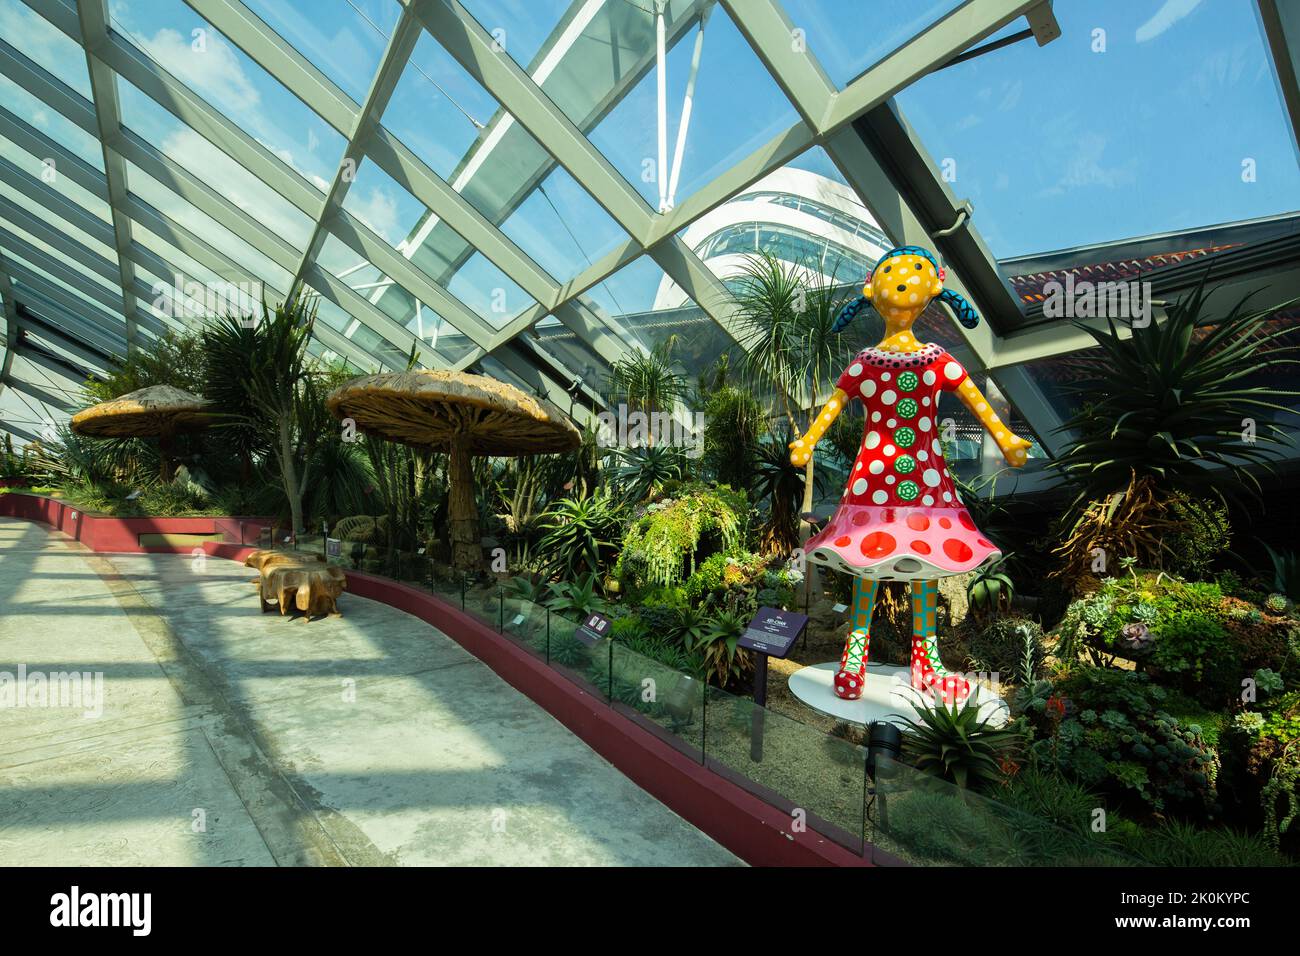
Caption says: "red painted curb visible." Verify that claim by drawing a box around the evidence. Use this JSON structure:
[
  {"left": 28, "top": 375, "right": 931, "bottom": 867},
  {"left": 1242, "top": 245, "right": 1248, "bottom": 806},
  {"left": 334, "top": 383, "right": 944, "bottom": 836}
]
[
  {"left": 7, "top": 494, "right": 873, "bottom": 866},
  {"left": 0, "top": 492, "right": 270, "bottom": 553}
]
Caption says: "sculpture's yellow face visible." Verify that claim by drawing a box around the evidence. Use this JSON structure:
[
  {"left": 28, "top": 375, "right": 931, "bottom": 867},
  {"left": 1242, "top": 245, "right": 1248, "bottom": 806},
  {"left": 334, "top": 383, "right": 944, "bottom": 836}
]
[{"left": 863, "top": 253, "right": 944, "bottom": 324}]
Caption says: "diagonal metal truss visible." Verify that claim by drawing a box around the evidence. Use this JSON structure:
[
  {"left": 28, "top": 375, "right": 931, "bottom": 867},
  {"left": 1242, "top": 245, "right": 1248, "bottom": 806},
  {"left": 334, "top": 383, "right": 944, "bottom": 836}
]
[{"left": 1, "top": 0, "right": 1080, "bottom": 455}]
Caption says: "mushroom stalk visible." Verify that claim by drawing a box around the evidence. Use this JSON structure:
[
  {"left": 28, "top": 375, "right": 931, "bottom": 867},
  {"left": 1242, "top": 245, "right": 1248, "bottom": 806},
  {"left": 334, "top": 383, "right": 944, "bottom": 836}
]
[
  {"left": 158, "top": 430, "right": 176, "bottom": 483},
  {"left": 447, "top": 438, "right": 480, "bottom": 571}
]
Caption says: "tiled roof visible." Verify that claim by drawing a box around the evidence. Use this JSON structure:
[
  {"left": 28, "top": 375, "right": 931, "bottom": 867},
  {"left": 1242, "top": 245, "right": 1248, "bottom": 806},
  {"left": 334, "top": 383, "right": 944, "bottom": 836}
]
[{"left": 1008, "top": 244, "right": 1242, "bottom": 305}]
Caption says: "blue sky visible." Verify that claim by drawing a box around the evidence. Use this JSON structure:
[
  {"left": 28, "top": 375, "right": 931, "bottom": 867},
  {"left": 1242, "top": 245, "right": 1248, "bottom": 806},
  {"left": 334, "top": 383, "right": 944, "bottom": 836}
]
[{"left": 894, "top": 0, "right": 1300, "bottom": 257}]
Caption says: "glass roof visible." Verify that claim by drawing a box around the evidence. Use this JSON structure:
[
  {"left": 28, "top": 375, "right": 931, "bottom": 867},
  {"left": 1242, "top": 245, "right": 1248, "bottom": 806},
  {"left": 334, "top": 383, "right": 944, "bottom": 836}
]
[
  {"left": 894, "top": 0, "right": 1300, "bottom": 258},
  {"left": 1, "top": 0, "right": 1298, "bottom": 488}
]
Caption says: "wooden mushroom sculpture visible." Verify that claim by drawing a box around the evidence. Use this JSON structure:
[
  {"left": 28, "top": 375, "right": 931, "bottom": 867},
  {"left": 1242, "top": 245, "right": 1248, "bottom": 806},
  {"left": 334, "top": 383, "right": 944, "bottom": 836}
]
[
  {"left": 71, "top": 385, "right": 212, "bottom": 482},
  {"left": 326, "top": 370, "right": 580, "bottom": 570}
]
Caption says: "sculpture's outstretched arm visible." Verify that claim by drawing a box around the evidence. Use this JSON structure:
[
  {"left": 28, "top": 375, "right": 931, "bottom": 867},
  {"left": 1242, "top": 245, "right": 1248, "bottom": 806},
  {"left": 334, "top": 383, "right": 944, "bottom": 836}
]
[
  {"left": 789, "top": 387, "right": 849, "bottom": 466},
  {"left": 953, "top": 376, "right": 1033, "bottom": 468}
]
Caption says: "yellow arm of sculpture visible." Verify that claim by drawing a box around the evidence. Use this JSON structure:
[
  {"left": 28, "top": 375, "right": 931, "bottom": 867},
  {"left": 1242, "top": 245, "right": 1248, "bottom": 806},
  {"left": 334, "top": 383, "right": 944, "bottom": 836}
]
[
  {"left": 789, "top": 388, "right": 849, "bottom": 466},
  {"left": 953, "top": 376, "right": 1033, "bottom": 468}
]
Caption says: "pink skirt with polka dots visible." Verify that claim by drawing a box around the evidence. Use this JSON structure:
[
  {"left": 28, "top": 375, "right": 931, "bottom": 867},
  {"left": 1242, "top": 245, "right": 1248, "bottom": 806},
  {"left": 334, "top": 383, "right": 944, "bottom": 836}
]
[{"left": 804, "top": 503, "right": 1000, "bottom": 580}]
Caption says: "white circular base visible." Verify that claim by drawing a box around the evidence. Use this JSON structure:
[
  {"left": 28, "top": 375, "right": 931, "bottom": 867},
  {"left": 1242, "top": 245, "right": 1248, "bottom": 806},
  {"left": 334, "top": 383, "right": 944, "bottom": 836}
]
[{"left": 787, "top": 661, "right": 1009, "bottom": 728}]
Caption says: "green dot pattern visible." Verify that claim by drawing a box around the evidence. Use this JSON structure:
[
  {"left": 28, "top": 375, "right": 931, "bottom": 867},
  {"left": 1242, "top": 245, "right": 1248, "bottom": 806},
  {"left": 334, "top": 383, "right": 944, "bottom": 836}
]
[
  {"left": 894, "top": 454, "right": 916, "bottom": 474},
  {"left": 897, "top": 371, "right": 919, "bottom": 391},
  {"left": 897, "top": 480, "right": 920, "bottom": 501},
  {"left": 894, "top": 426, "right": 916, "bottom": 448},
  {"left": 896, "top": 397, "right": 919, "bottom": 419}
]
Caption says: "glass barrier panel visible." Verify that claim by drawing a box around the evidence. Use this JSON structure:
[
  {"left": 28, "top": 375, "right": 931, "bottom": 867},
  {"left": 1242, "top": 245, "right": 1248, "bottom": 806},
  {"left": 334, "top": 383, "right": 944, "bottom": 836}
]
[
  {"left": 869, "top": 755, "right": 1136, "bottom": 867},
  {"left": 609, "top": 643, "right": 706, "bottom": 760},
  {"left": 546, "top": 612, "right": 611, "bottom": 700},
  {"left": 501, "top": 596, "right": 547, "bottom": 658},
  {"left": 704, "top": 685, "right": 867, "bottom": 855}
]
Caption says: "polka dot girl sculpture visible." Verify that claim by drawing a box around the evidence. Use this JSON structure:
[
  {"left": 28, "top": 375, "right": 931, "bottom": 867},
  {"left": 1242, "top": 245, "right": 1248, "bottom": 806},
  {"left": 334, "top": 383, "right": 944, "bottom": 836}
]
[{"left": 789, "top": 246, "right": 1032, "bottom": 704}]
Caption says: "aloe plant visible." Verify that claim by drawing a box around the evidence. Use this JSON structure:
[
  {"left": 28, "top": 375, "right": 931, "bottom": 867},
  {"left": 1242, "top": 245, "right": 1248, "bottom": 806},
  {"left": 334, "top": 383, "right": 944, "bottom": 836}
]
[{"left": 898, "top": 698, "right": 1023, "bottom": 791}]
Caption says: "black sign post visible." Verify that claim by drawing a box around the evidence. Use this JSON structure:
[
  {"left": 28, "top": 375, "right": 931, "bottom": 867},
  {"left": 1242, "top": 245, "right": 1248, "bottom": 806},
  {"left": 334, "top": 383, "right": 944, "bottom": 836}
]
[{"left": 738, "top": 607, "right": 808, "bottom": 762}]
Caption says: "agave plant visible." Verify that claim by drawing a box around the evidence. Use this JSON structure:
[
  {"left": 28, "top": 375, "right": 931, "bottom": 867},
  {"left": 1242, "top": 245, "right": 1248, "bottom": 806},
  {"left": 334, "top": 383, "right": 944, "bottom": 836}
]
[
  {"left": 606, "top": 444, "right": 689, "bottom": 503},
  {"left": 535, "top": 491, "right": 626, "bottom": 579},
  {"left": 687, "top": 607, "right": 752, "bottom": 687},
  {"left": 897, "top": 698, "right": 1024, "bottom": 791},
  {"left": 1051, "top": 277, "right": 1300, "bottom": 511},
  {"left": 543, "top": 573, "right": 608, "bottom": 620}
]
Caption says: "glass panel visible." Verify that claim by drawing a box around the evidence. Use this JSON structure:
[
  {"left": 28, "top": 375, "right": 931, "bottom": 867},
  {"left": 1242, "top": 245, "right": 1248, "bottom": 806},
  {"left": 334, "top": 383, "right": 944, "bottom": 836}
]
[
  {"left": 870, "top": 755, "right": 1134, "bottom": 866},
  {"left": 495, "top": 164, "right": 628, "bottom": 283},
  {"left": 241, "top": 0, "right": 400, "bottom": 105},
  {"left": 123, "top": 159, "right": 292, "bottom": 293},
  {"left": 337, "top": 158, "right": 536, "bottom": 330},
  {"left": 610, "top": 643, "right": 705, "bottom": 756},
  {"left": 0, "top": 73, "right": 104, "bottom": 172},
  {"left": 779, "top": 0, "right": 963, "bottom": 88},
  {"left": 584, "top": 4, "right": 799, "bottom": 211},
  {"left": 0, "top": 0, "right": 94, "bottom": 99},
  {"left": 115, "top": 75, "right": 315, "bottom": 249},
  {"left": 894, "top": 1, "right": 1300, "bottom": 257},
  {"left": 381, "top": 30, "right": 501, "bottom": 183},
  {"left": 0, "top": 179, "right": 117, "bottom": 264},
  {"left": 109, "top": 0, "right": 347, "bottom": 188},
  {"left": 379, "top": 31, "right": 628, "bottom": 282},
  {"left": 704, "top": 684, "right": 867, "bottom": 852},
  {"left": 581, "top": 253, "right": 734, "bottom": 384},
  {"left": 0, "top": 223, "right": 121, "bottom": 298},
  {"left": 315, "top": 232, "right": 480, "bottom": 367},
  {"left": 0, "top": 136, "right": 112, "bottom": 223}
]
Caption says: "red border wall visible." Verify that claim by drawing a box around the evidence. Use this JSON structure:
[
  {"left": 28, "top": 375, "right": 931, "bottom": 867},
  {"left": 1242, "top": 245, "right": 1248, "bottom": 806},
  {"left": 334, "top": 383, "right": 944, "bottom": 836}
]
[
  {"left": 5, "top": 494, "right": 871, "bottom": 867},
  {"left": 0, "top": 492, "right": 269, "bottom": 552}
]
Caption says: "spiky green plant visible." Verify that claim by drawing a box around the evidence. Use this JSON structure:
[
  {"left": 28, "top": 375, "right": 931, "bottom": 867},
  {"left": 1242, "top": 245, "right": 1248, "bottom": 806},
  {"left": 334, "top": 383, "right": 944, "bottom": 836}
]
[
  {"left": 1050, "top": 278, "right": 1300, "bottom": 512},
  {"left": 535, "top": 491, "right": 625, "bottom": 580},
  {"left": 967, "top": 552, "right": 1015, "bottom": 618},
  {"left": 606, "top": 444, "right": 687, "bottom": 503},
  {"left": 730, "top": 252, "right": 862, "bottom": 523},
  {"left": 898, "top": 698, "right": 1023, "bottom": 791},
  {"left": 605, "top": 337, "right": 689, "bottom": 431}
]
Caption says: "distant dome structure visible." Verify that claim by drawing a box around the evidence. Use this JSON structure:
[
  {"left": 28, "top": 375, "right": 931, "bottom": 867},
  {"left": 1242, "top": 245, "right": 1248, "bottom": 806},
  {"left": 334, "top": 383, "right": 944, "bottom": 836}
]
[{"left": 654, "top": 167, "right": 892, "bottom": 309}]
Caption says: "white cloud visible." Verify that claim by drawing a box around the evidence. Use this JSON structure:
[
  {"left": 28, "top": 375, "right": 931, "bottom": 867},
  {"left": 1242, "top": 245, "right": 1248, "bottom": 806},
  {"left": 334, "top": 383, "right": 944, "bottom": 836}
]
[
  {"left": 1136, "top": 0, "right": 1203, "bottom": 43},
  {"left": 129, "top": 27, "right": 262, "bottom": 117},
  {"left": 346, "top": 186, "right": 402, "bottom": 246}
]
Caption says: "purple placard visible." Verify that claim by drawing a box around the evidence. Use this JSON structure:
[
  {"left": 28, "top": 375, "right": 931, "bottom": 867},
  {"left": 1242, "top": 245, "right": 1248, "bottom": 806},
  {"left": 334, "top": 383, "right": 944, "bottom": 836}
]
[{"left": 737, "top": 606, "right": 807, "bottom": 659}]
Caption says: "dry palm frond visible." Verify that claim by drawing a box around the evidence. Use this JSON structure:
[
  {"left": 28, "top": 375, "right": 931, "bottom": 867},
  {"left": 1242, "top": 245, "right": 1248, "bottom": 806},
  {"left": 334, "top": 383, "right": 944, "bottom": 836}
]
[{"left": 1052, "top": 472, "right": 1181, "bottom": 588}]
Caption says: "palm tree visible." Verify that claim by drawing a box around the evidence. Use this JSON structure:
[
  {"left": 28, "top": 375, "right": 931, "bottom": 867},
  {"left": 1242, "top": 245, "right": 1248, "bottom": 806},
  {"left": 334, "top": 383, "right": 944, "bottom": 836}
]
[
  {"left": 605, "top": 336, "right": 689, "bottom": 446},
  {"left": 730, "top": 252, "right": 862, "bottom": 528},
  {"left": 223, "top": 295, "right": 321, "bottom": 537}
]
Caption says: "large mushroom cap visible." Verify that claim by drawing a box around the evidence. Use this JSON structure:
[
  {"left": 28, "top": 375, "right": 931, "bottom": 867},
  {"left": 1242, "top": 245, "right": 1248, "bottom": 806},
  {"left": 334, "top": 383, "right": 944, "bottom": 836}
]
[
  {"left": 71, "top": 385, "right": 213, "bottom": 437},
  {"left": 326, "top": 370, "right": 580, "bottom": 455}
]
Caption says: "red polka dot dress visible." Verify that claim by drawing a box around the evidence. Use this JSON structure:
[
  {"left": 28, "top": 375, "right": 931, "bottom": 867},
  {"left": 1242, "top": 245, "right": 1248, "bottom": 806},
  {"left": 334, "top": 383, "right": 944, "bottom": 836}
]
[{"left": 805, "top": 344, "right": 1000, "bottom": 580}]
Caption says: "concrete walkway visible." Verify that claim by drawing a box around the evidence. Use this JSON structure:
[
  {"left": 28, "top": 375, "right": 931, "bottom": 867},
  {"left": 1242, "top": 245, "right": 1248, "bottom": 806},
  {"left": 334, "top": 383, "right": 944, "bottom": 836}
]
[{"left": 0, "top": 518, "right": 740, "bottom": 866}]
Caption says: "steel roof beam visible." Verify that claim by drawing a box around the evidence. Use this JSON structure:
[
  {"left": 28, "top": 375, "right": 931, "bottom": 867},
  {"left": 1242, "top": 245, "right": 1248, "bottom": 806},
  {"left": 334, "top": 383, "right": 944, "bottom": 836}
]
[{"left": 76, "top": 0, "right": 143, "bottom": 354}]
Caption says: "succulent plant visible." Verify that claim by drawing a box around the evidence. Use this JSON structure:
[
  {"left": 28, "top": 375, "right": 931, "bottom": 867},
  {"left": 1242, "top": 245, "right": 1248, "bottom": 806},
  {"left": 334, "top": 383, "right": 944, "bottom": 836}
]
[
  {"left": 1120, "top": 621, "right": 1153, "bottom": 652},
  {"left": 1264, "top": 592, "right": 1290, "bottom": 614},
  {"left": 1232, "top": 711, "right": 1265, "bottom": 735}
]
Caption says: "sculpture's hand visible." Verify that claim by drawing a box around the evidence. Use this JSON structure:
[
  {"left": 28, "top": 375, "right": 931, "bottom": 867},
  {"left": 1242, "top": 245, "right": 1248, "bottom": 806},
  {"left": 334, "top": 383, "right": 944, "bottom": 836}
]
[
  {"left": 1001, "top": 434, "right": 1032, "bottom": 467},
  {"left": 789, "top": 436, "right": 813, "bottom": 467}
]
